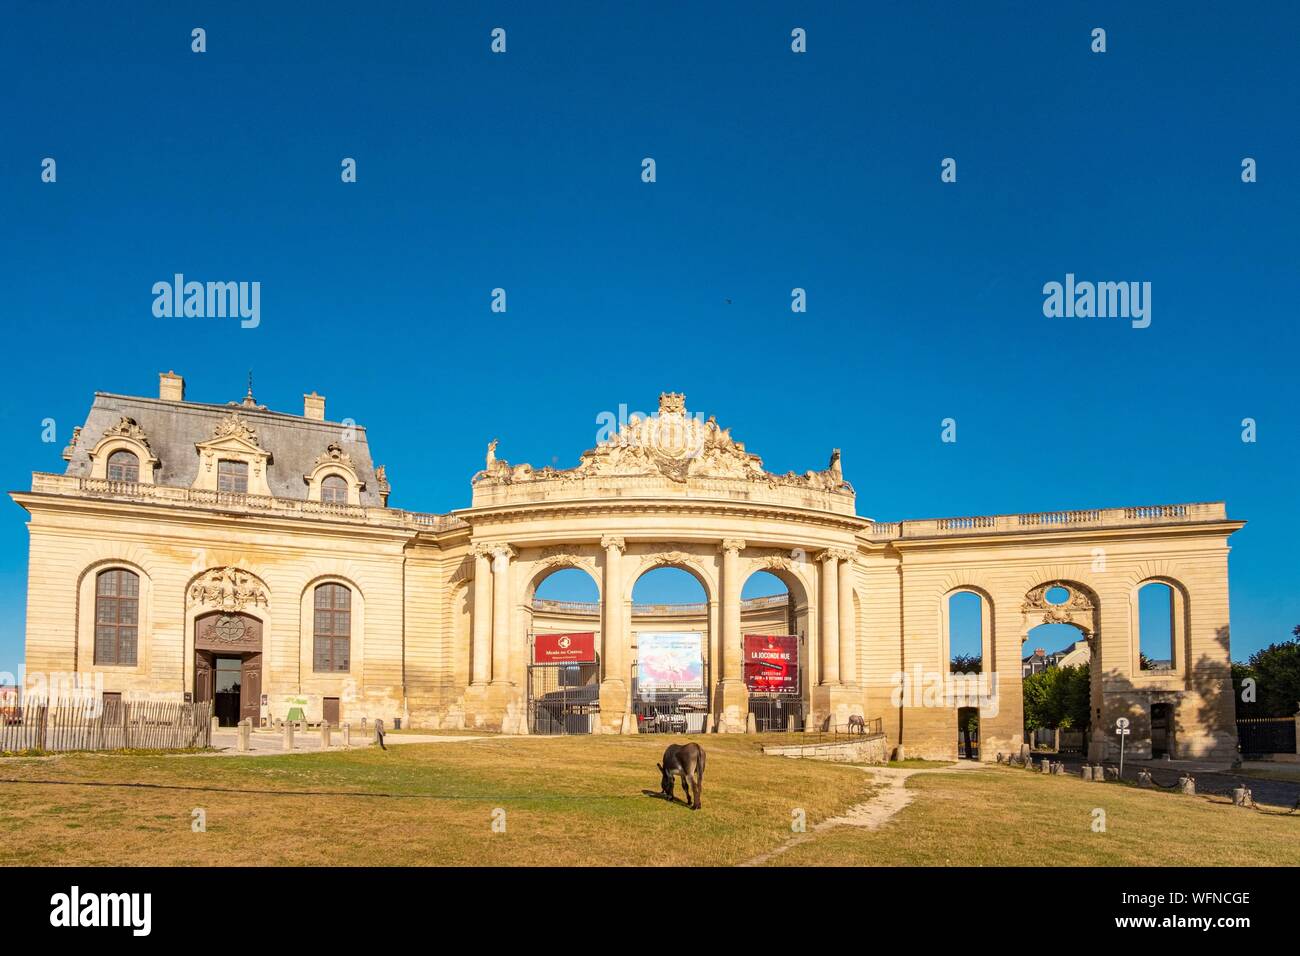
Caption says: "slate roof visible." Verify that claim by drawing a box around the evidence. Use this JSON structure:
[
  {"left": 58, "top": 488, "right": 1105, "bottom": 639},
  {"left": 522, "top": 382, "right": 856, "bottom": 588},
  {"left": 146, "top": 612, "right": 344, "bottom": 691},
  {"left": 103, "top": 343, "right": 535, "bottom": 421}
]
[{"left": 64, "top": 392, "right": 386, "bottom": 507}]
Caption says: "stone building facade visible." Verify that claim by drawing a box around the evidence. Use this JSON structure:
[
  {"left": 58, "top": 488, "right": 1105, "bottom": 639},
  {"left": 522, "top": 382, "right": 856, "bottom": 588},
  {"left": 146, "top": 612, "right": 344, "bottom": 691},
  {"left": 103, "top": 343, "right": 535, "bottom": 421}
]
[{"left": 12, "top": 374, "right": 1243, "bottom": 760}]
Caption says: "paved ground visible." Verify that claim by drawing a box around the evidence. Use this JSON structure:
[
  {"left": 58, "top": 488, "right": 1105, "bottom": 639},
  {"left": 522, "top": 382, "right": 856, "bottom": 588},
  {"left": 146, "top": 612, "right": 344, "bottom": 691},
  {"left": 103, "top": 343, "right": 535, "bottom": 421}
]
[
  {"left": 741, "top": 759, "right": 989, "bottom": 866},
  {"left": 1050, "top": 754, "right": 1300, "bottom": 809}
]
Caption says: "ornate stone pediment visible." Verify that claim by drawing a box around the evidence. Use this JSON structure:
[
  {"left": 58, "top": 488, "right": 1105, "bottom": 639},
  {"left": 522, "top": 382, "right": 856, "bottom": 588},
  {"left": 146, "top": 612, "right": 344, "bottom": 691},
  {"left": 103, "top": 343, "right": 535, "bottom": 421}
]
[
  {"left": 472, "top": 393, "right": 852, "bottom": 494},
  {"left": 537, "top": 546, "right": 592, "bottom": 571},
  {"left": 312, "top": 441, "right": 352, "bottom": 469},
  {"left": 104, "top": 416, "right": 153, "bottom": 451},
  {"left": 641, "top": 550, "right": 694, "bottom": 571},
  {"left": 210, "top": 411, "right": 261, "bottom": 446},
  {"left": 189, "top": 567, "right": 269, "bottom": 612},
  {"left": 1022, "top": 581, "right": 1094, "bottom": 630}
]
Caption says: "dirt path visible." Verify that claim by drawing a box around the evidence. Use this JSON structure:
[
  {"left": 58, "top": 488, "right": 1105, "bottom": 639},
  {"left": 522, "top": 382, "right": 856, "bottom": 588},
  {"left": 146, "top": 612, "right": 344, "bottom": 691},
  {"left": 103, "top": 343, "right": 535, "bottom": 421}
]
[{"left": 739, "top": 760, "right": 988, "bottom": 867}]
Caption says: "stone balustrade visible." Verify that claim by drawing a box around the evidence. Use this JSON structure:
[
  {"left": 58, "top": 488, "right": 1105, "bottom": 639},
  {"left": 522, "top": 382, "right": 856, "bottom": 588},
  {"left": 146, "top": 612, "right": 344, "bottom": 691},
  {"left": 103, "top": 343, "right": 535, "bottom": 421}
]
[
  {"left": 29, "top": 472, "right": 465, "bottom": 532},
  {"left": 866, "top": 502, "right": 1225, "bottom": 541}
]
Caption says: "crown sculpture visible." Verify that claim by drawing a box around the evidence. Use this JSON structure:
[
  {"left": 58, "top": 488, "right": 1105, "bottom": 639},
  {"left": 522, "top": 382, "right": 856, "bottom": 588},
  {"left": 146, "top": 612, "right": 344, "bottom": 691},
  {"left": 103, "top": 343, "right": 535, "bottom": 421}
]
[{"left": 473, "top": 392, "right": 851, "bottom": 494}]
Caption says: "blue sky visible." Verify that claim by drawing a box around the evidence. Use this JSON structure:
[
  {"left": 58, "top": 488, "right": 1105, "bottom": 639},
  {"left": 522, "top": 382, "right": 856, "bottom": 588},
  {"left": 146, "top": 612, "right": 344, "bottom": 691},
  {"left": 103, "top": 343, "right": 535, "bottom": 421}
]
[{"left": 1, "top": 2, "right": 1297, "bottom": 675}]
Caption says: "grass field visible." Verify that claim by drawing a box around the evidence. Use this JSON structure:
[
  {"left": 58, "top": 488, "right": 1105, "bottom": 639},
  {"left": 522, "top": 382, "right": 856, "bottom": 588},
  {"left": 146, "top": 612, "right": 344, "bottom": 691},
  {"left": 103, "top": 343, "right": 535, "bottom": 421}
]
[{"left": 1, "top": 736, "right": 1296, "bottom": 866}]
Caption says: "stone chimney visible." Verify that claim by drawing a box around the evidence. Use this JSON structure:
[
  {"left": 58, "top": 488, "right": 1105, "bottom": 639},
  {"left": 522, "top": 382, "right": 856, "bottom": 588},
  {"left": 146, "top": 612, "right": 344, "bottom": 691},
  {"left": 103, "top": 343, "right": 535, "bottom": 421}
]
[
  {"left": 159, "top": 370, "right": 185, "bottom": 401},
  {"left": 1034, "top": 647, "right": 1046, "bottom": 657},
  {"left": 304, "top": 391, "right": 326, "bottom": 420}
]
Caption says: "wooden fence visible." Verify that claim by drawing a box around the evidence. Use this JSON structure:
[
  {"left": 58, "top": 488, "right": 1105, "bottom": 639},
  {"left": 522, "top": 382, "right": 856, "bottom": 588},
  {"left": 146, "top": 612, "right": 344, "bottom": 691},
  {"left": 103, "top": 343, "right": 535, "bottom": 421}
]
[{"left": 0, "top": 698, "right": 213, "bottom": 752}]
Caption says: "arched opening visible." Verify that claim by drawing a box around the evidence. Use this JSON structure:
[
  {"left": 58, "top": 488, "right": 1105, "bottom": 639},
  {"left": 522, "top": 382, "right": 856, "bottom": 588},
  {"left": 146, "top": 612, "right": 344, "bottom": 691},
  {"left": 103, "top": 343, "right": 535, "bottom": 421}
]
[
  {"left": 533, "top": 566, "right": 599, "bottom": 604},
  {"left": 630, "top": 566, "right": 710, "bottom": 733},
  {"left": 944, "top": 588, "right": 993, "bottom": 758},
  {"left": 1019, "top": 580, "right": 1098, "bottom": 754},
  {"left": 526, "top": 565, "right": 602, "bottom": 735},
  {"left": 1021, "top": 621, "right": 1091, "bottom": 751},
  {"left": 1137, "top": 582, "right": 1175, "bottom": 671},
  {"left": 948, "top": 591, "right": 984, "bottom": 673},
  {"left": 740, "top": 569, "right": 806, "bottom": 731},
  {"left": 193, "top": 611, "right": 263, "bottom": 727}
]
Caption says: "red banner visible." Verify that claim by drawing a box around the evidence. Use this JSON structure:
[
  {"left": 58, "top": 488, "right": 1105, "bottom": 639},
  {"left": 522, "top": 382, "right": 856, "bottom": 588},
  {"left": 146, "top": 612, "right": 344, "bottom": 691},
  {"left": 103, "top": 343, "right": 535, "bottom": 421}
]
[
  {"left": 533, "top": 632, "right": 597, "bottom": 664},
  {"left": 744, "top": 634, "right": 800, "bottom": 693}
]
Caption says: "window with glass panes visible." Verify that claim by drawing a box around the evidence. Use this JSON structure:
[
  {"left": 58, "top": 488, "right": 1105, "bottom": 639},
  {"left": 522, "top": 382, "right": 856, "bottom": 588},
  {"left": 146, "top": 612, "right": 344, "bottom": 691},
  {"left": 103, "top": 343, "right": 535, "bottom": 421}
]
[{"left": 313, "top": 583, "right": 351, "bottom": 672}]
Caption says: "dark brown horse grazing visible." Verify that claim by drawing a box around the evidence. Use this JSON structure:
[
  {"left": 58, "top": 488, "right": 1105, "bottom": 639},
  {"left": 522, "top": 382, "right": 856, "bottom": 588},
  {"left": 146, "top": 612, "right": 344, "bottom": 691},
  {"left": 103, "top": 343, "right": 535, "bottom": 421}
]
[
  {"left": 847, "top": 714, "right": 866, "bottom": 735},
  {"left": 657, "top": 742, "right": 706, "bottom": 810}
]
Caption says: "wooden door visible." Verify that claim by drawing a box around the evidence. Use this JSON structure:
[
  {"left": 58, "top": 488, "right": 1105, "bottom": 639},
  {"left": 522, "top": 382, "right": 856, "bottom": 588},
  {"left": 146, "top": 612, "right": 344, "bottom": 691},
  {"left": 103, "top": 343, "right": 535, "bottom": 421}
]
[
  {"left": 240, "top": 653, "right": 262, "bottom": 725},
  {"left": 194, "top": 651, "right": 215, "bottom": 703},
  {"left": 322, "top": 697, "right": 340, "bottom": 727}
]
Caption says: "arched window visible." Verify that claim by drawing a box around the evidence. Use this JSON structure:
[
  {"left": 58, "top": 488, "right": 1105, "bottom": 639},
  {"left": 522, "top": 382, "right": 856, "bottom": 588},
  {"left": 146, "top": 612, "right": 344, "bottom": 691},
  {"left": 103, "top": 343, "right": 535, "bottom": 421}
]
[
  {"left": 313, "top": 583, "right": 351, "bottom": 672},
  {"left": 106, "top": 450, "right": 139, "bottom": 482},
  {"left": 321, "top": 475, "right": 348, "bottom": 505},
  {"left": 1138, "top": 582, "right": 1175, "bottom": 670},
  {"left": 948, "top": 591, "right": 983, "bottom": 673},
  {"left": 217, "top": 459, "right": 249, "bottom": 493},
  {"left": 94, "top": 568, "right": 139, "bottom": 665}
]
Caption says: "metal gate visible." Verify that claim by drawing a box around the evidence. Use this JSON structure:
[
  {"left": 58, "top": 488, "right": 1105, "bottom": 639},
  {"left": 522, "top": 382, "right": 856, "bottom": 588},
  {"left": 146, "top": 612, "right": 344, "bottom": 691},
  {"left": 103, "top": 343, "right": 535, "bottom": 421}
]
[
  {"left": 630, "top": 661, "right": 710, "bottom": 734},
  {"left": 1237, "top": 716, "right": 1297, "bottom": 756},
  {"left": 527, "top": 662, "right": 601, "bottom": 735},
  {"left": 748, "top": 694, "right": 804, "bottom": 732}
]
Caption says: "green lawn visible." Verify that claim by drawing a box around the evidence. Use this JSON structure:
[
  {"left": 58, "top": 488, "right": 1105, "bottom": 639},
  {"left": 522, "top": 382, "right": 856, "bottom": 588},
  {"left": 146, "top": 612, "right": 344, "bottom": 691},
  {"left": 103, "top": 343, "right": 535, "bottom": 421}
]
[
  {"left": 773, "top": 766, "right": 1300, "bottom": 867},
  {"left": 0, "top": 738, "right": 1295, "bottom": 866}
]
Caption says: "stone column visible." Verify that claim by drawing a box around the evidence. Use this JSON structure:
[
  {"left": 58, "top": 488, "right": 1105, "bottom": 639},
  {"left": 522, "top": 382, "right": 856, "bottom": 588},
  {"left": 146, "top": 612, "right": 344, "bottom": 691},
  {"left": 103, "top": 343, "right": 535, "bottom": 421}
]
[
  {"left": 818, "top": 550, "right": 841, "bottom": 685},
  {"left": 600, "top": 536, "right": 626, "bottom": 686},
  {"left": 720, "top": 538, "right": 746, "bottom": 684},
  {"left": 490, "top": 544, "right": 515, "bottom": 684},
  {"left": 598, "top": 536, "right": 632, "bottom": 733},
  {"left": 837, "top": 551, "right": 856, "bottom": 686},
  {"left": 715, "top": 538, "right": 748, "bottom": 732},
  {"left": 471, "top": 543, "right": 493, "bottom": 686}
]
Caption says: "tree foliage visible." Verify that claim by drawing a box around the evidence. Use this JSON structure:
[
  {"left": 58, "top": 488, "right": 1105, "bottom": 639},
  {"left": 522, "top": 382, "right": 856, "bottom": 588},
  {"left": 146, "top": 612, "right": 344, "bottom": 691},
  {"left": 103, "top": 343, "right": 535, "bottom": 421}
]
[
  {"left": 1232, "top": 630, "right": 1300, "bottom": 717},
  {"left": 1023, "top": 664, "right": 1090, "bottom": 731}
]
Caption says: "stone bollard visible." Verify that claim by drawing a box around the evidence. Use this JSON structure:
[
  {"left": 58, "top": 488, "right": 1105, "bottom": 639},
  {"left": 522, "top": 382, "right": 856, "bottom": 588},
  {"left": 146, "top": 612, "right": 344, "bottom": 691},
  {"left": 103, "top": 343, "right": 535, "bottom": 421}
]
[
  {"left": 282, "top": 720, "right": 294, "bottom": 751},
  {"left": 1137, "top": 769, "right": 1154, "bottom": 787},
  {"left": 1232, "top": 787, "right": 1252, "bottom": 807},
  {"left": 211, "top": 715, "right": 220, "bottom": 737},
  {"left": 1178, "top": 774, "right": 1196, "bottom": 796},
  {"left": 343, "top": 722, "right": 351, "bottom": 749},
  {"left": 1041, "top": 760, "right": 1052, "bottom": 773},
  {"left": 1081, "top": 764, "right": 1094, "bottom": 781},
  {"left": 1092, "top": 764, "right": 1106, "bottom": 781},
  {"left": 787, "top": 713, "right": 798, "bottom": 733},
  {"left": 894, "top": 745, "right": 906, "bottom": 762},
  {"left": 320, "top": 722, "right": 331, "bottom": 749},
  {"left": 1053, "top": 761, "right": 1067, "bottom": 775},
  {"left": 746, "top": 712, "right": 757, "bottom": 734},
  {"left": 1025, "top": 757, "right": 1035, "bottom": 771},
  {"left": 237, "top": 719, "right": 251, "bottom": 753},
  {"left": 374, "top": 718, "right": 385, "bottom": 749}
]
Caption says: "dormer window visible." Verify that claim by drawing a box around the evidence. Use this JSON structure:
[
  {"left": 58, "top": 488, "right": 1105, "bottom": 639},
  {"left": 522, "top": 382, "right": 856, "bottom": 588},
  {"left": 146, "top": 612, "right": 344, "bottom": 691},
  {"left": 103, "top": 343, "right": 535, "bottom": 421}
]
[
  {"left": 321, "top": 474, "right": 348, "bottom": 505},
  {"left": 106, "top": 450, "right": 139, "bottom": 482},
  {"left": 217, "top": 459, "right": 249, "bottom": 493}
]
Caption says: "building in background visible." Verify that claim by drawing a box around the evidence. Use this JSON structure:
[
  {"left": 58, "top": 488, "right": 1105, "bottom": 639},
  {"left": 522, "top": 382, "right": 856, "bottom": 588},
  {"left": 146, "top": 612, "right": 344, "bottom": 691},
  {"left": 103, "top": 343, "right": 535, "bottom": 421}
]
[{"left": 11, "top": 374, "right": 1244, "bottom": 760}]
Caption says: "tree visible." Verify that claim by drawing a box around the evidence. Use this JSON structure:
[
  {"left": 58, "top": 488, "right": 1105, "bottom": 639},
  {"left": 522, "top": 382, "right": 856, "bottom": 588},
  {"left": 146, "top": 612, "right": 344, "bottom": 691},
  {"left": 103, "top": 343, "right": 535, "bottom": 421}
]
[
  {"left": 1023, "top": 664, "right": 1090, "bottom": 732},
  {"left": 950, "top": 654, "right": 982, "bottom": 674},
  {"left": 1234, "top": 631, "right": 1300, "bottom": 717}
]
